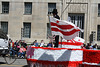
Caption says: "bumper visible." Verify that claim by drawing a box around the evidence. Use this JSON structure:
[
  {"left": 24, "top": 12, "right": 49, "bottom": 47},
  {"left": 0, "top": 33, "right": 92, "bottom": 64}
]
[
  {"left": 0, "top": 47, "right": 8, "bottom": 50},
  {"left": 0, "top": 48, "right": 8, "bottom": 55}
]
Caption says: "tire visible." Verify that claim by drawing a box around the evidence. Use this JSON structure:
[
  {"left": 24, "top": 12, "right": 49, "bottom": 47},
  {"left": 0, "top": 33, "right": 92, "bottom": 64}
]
[{"left": 4, "top": 49, "right": 17, "bottom": 65}]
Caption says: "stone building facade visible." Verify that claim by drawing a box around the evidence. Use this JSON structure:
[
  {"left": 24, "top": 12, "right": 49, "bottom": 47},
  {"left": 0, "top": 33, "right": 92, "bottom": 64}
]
[{"left": 0, "top": 0, "right": 100, "bottom": 44}]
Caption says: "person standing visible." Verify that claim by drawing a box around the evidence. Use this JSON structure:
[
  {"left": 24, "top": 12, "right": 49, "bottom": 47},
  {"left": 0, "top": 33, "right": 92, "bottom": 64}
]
[
  {"left": 52, "top": 9, "right": 60, "bottom": 48},
  {"left": 52, "top": 9, "right": 60, "bottom": 19}
]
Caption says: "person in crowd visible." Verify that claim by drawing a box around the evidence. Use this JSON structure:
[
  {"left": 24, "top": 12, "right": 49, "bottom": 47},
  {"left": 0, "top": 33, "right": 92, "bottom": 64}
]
[
  {"left": 18, "top": 45, "right": 26, "bottom": 58},
  {"left": 97, "top": 45, "right": 100, "bottom": 49},
  {"left": 81, "top": 44, "right": 86, "bottom": 49},
  {"left": 92, "top": 44, "right": 98, "bottom": 50},
  {"left": 14, "top": 40, "right": 19, "bottom": 54},
  {"left": 18, "top": 40, "right": 22, "bottom": 48},
  {"left": 40, "top": 40, "right": 45, "bottom": 47},
  {"left": 47, "top": 41, "right": 53, "bottom": 47},
  {"left": 31, "top": 41, "right": 35, "bottom": 46},
  {"left": 9, "top": 40, "right": 14, "bottom": 48},
  {"left": 9, "top": 40, "right": 15, "bottom": 56},
  {"left": 86, "top": 43, "right": 92, "bottom": 49},
  {"left": 90, "top": 43, "right": 93, "bottom": 49},
  {"left": 86, "top": 43, "right": 90, "bottom": 49},
  {"left": 14, "top": 40, "right": 18, "bottom": 46},
  {"left": 17, "top": 44, "right": 20, "bottom": 52},
  {"left": 34, "top": 40, "right": 38, "bottom": 47},
  {"left": 13, "top": 45, "right": 18, "bottom": 56},
  {"left": 21, "top": 40, "right": 27, "bottom": 48}
]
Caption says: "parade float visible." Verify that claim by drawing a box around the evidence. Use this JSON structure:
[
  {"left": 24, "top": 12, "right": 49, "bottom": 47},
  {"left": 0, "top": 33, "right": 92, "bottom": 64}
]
[{"left": 26, "top": 16, "right": 100, "bottom": 67}]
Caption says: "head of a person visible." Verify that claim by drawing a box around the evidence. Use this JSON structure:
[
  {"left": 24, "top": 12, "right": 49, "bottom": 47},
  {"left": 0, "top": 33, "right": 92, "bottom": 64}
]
[
  {"left": 83, "top": 44, "right": 86, "bottom": 47},
  {"left": 49, "top": 41, "right": 52, "bottom": 44},
  {"left": 87, "top": 43, "right": 90, "bottom": 46},
  {"left": 35, "top": 40, "right": 37, "bottom": 43},
  {"left": 19, "top": 40, "right": 22, "bottom": 43},
  {"left": 89, "top": 43, "right": 91, "bottom": 46},
  {"left": 16, "top": 40, "right": 18, "bottom": 42},
  {"left": 9, "top": 39, "right": 11, "bottom": 42},
  {"left": 11, "top": 40, "right": 13, "bottom": 42},
  {"left": 23, "top": 40, "right": 25, "bottom": 43},
  {"left": 21, "top": 46, "right": 24, "bottom": 48},
  {"left": 52, "top": 9, "right": 58, "bottom": 15},
  {"left": 41, "top": 40, "right": 43, "bottom": 42},
  {"left": 95, "top": 44, "right": 97, "bottom": 46}
]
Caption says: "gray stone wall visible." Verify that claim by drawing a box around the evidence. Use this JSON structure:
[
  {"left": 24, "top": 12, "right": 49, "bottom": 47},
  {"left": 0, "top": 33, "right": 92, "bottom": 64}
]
[{"left": 0, "top": 0, "right": 100, "bottom": 44}]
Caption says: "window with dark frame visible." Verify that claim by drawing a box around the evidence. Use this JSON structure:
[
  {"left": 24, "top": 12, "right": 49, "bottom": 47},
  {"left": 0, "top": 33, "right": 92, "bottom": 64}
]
[
  {"left": 97, "top": 25, "right": 100, "bottom": 41},
  {"left": 2, "top": 2, "right": 9, "bottom": 14},
  {"left": 48, "top": 3, "right": 56, "bottom": 14},
  {"left": 68, "top": 13, "right": 84, "bottom": 38},
  {"left": 23, "top": 23, "right": 31, "bottom": 38},
  {"left": 24, "top": 2, "right": 32, "bottom": 14},
  {"left": 98, "top": 4, "right": 100, "bottom": 16},
  {"left": 47, "top": 23, "right": 52, "bottom": 39},
  {"left": 1, "top": 22, "right": 8, "bottom": 34}
]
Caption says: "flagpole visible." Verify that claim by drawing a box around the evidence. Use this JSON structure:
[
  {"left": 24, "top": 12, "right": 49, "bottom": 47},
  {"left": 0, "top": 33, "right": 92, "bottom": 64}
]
[{"left": 48, "top": 15, "right": 54, "bottom": 47}]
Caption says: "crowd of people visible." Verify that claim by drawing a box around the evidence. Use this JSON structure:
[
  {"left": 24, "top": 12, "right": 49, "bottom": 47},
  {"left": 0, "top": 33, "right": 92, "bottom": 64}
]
[
  {"left": 81, "top": 43, "right": 100, "bottom": 50},
  {"left": 31, "top": 40, "right": 53, "bottom": 47},
  {"left": 9, "top": 39, "right": 27, "bottom": 58},
  {"left": 8, "top": 38, "right": 100, "bottom": 59},
  {"left": 8, "top": 39, "right": 54, "bottom": 58},
  {"left": 31, "top": 40, "right": 100, "bottom": 50}
]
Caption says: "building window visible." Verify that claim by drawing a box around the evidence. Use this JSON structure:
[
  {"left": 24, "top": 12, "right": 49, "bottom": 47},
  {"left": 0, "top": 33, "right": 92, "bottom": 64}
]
[
  {"left": 24, "top": 2, "right": 32, "bottom": 14},
  {"left": 48, "top": 3, "right": 56, "bottom": 14},
  {"left": 68, "top": 13, "right": 84, "bottom": 38},
  {"left": 1, "top": 22, "right": 8, "bottom": 34},
  {"left": 98, "top": 4, "right": 100, "bottom": 16},
  {"left": 47, "top": 23, "right": 52, "bottom": 39},
  {"left": 2, "top": 2, "right": 9, "bottom": 14},
  {"left": 97, "top": 25, "right": 100, "bottom": 41},
  {"left": 23, "top": 23, "right": 31, "bottom": 38}
]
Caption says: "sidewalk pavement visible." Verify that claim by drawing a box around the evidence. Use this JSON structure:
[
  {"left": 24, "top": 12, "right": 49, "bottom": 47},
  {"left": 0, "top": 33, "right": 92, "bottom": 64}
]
[{"left": 0, "top": 57, "right": 28, "bottom": 67}]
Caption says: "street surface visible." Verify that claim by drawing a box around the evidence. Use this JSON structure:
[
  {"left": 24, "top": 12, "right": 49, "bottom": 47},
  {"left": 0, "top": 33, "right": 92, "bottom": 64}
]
[{"left": 0, "top": 57, "right": 28, "bottom": 67}]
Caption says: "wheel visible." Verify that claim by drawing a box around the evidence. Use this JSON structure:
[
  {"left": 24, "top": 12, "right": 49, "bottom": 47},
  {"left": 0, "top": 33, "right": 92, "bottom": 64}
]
[{"left": 4, "top": 49, "right": 17, "bottom": 65}]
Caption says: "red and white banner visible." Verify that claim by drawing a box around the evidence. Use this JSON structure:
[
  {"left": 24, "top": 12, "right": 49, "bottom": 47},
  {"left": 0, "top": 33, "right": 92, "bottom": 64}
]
[
  {"left": 59, "top": 37, "right": 85, "bottom": 49},
  {"left": 50, "top": 16, "right": 81, "bottom": 40},
  {"left": 27, "top": 46, "right": 100, "bottom": 67},
  {"left": 72, "top": 37, "right": 85, "bottom": 43},
  {"left": 27, "top": 46, "right": 83, "bottom": 67},
  {"left": 27, "top": 47, "right": 100, "bottom": 67},
  {"left": 82, "top": 49, "right": 100, "bottom": 67}
]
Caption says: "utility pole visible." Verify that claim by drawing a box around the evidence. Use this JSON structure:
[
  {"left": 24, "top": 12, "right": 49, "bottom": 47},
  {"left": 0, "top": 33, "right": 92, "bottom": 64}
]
[{"left": 61, "top": 0, "right": 63, "bottom": 20}]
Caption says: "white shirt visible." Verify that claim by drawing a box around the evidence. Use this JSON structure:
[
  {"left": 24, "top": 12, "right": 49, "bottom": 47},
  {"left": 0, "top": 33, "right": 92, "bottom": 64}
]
[{"left": 40, "top": 43, "right": 44, "bottom": 47}]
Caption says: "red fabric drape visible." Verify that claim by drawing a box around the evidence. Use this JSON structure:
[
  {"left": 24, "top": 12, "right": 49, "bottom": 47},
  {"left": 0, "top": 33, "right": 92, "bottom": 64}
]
[{"left": 27, "top": 58, "right": 82, "bottom": 67}]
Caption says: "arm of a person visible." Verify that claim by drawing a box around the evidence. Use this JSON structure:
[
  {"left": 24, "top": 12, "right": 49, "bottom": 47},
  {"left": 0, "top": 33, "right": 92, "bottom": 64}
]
[{"left": 23, "top": 48, "right": 26, "bottom": 52}]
